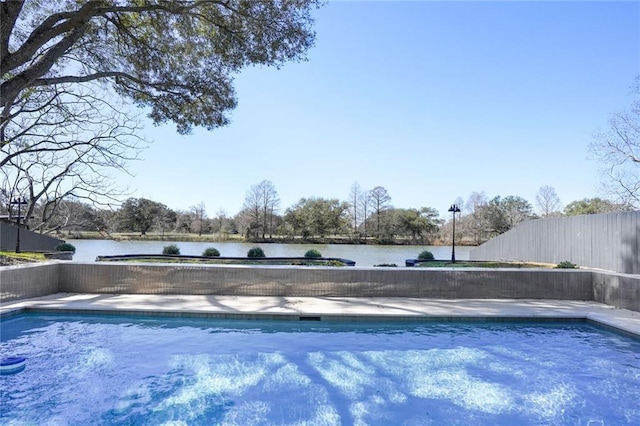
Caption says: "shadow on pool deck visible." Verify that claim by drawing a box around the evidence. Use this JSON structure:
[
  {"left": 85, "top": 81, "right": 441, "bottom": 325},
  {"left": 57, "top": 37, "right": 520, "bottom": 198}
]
[{"left": 2, "top": 293, "right": 639, "bottom": 337}]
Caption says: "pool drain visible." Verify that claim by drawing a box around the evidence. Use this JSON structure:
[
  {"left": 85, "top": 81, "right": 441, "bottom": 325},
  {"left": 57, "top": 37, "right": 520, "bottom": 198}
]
[{"left": 299, "top": 316, "right": 321, "bottom": 321}]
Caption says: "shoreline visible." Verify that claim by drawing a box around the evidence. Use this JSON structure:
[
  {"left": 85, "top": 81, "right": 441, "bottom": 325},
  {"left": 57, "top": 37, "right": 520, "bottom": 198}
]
[{"left": 60, "top": 232, "right": 478, "bottom": 247}]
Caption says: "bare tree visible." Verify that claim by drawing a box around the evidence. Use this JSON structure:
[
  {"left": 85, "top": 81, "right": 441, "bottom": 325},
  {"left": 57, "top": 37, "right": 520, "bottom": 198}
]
[
  {"left": 242, "top": 180, "right": 279, "bottom": 240},
  {"left": 369, "top": 186, "right": 392, "bottom": 237},
  {"left": 535, "top": 185, "right": 562, "bottom": 217},
  {"left": 358, "top": 187, "right": 371, "bottom": 242},
  {"left": 0, "top": 84, "right": 143, "bottom": 233},
  {"left": 190, "top": 202, "right": 207, "bottom": 236},
  {"left": 258, "top": 180, "right": 280, "bottom": 239},
  {"left": 175, "top": 210, "right": 194, "bottom": 233},
  {"left": 28, "top": 198, "right": 105, "bottom": 235},
  {"left": 155, "top": 205, "right": 177, "bottom": 238},
  {"left": 1, "top": 1, "right": 318, "bottom": 229},
  {"left": 212, "top": 208, "right": 228, "bottom": 235},
  {"left": 463, "top": 191, "right": 490, "bottom": 245},
  {"left": 348, "top": 181, "right": 363, "bottom": 236},
  {"left": 242, "top": 184, "right": 262, "bottom": 240},
  {"left": 590, "top": 77, "right": 640, "bottom": 208}
]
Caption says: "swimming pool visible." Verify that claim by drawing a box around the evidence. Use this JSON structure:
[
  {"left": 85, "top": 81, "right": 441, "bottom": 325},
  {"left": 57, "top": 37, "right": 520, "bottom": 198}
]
[{"left": 1, "top": 313, "right": 639, "bottom": 425}]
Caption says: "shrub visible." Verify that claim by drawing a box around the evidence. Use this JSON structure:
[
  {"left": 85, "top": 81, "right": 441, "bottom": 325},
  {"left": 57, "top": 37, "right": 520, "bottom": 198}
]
[
  {"left": 304, "top": 249, "right": 322, "bottom": 258},
  {"left": 162, "top": 244, "right": 180, "bottom": 255},
  {"left": 374, "top": 263, "right": 398, "bottom": 267},
  {"left": 247, "top": 247, "right": 265, "bottom": 258},
  {"left": 555, "top": 261, "right": 578, "bottom": 269},
  {"left": 417, "top": 250, "right": 434, "bottom": 260},
  {"left": 55, "top": 243, "right": 76, "bottom": 253},
  {"left": 202, "top": 247, "right": 220, "bottom": 257}
]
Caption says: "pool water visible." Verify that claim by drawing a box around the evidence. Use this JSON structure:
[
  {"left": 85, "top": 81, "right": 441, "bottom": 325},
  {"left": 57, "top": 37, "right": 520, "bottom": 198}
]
[{"left": 1, "top": 314, "right": 639, "bottom": 425}]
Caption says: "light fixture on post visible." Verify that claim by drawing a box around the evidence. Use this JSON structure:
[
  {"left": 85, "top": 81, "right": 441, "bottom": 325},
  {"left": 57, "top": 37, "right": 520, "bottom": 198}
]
[
  {"left": 447, "top": 204, "right": 461, "bottom": 263},
  {"left": 10, "top": 197, "right": 28, "bottom": 253}
]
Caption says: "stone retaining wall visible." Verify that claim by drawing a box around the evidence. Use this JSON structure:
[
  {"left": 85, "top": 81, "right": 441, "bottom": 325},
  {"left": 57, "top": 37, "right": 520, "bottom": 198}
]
[{"left": 1, "top": 262, "right": 638, "bottom": 312}]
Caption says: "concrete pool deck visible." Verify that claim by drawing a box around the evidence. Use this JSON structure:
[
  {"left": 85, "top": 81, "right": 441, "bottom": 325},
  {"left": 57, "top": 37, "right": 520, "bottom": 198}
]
[{"left": 2, "top": 293, "right": 639, "bottom": 337}]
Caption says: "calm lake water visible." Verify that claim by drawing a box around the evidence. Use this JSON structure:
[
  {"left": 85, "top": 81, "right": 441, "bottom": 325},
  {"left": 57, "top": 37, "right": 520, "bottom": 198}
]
[{"left": 68, "top": 239, "right": 472, "bottom": 267}]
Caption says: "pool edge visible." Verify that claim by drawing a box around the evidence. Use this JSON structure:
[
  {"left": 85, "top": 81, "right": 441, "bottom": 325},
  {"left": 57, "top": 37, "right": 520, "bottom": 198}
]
[{"left": 2, "top": 303, "right": 638, "bottom": 339}]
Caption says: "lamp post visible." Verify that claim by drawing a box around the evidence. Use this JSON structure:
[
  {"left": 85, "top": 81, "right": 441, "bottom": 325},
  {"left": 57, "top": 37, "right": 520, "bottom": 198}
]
[
  {"left": 10, "top": 197, "right": 28, "bottom": 253},
  {"left": 448, "top": 204, "right": 461, "bottom": 263}
]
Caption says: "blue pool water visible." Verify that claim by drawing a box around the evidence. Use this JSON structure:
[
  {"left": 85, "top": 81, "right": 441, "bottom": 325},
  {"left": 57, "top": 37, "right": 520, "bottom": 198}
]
[{"left": 1, "top": 314, "right": 639, "bottom": 425}]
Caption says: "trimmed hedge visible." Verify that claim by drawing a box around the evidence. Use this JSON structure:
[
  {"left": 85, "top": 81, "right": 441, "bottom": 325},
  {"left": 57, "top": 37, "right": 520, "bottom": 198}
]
[
  {"left": 247, "top": 247, "right": 265, "bottom": 258},
  {"left": 162, "top": 244, "right": 180, "bottom": 255}
]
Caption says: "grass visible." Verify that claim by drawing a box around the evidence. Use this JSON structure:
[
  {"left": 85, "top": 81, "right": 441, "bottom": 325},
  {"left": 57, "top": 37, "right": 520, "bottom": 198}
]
[
  {"left": 0, "top": 251, "right": 46, "bottom": 265},
  {"left": 0, "top": 251, "right": 45, "bottom": 260},
  {"left": 417, "top": 261, "right": 553, "bottom": 268},
  {"left": 101, "top": 256, "right": 549, "bottom": 268},
  {"left": 106, "top": 257, "right": 347, "bottom": 266},
  {"left": 0, "top": 250, "right": 555, "bottom": 270}
]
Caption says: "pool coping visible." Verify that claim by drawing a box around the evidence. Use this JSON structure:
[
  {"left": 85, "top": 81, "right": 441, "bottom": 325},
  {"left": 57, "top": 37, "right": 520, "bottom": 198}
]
[{"left": 1, "top": 293, "right": 639, "bottom": 338}]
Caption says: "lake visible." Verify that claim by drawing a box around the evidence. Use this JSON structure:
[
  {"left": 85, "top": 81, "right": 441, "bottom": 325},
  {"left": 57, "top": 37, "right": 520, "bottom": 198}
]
[{"left": 68, "top": 239, "right": 473, "bottom": 267}]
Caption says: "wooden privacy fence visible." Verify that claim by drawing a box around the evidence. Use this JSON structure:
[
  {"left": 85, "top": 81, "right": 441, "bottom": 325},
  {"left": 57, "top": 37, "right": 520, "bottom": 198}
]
[{"left": 471, "top": 212, "right": 640, "bottom": 274}]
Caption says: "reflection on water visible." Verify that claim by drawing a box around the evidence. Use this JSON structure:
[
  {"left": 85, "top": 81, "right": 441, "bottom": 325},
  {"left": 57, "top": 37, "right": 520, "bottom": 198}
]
[{"left": 67, "top": 239, "right": 472, "bottom": 266}]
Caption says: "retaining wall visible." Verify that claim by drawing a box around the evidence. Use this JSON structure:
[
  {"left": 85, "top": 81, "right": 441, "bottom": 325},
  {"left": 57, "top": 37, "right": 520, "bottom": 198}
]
[
  {"left": 1, "top": 262, "right": 638, "bottom": 312},
  {"left": 0, "top": 263, "right": 60, "bottom": 301},
  {"left": 55, "top": 263, "right": 592, "bottom": 300},
  {"left": 592, "top": 271, "right": 640, "bottom": 312}
]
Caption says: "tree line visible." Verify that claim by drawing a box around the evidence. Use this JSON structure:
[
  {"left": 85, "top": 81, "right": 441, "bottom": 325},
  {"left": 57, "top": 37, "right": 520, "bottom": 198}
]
[{"left": 1, "top": 180, "right": 632, "bottom": 246}]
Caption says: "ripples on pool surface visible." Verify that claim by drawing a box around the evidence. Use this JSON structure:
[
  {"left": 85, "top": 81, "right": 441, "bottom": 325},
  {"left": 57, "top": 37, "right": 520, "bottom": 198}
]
[{"left": 1, "top": 314, "right": 639, "bottom": 425}]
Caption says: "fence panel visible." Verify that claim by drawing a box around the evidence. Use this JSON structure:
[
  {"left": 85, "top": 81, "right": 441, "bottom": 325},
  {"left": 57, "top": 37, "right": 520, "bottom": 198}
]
[
  {"left": 0, "top": 222, "right": 63, "bottom": 252},
  {"left": 470, "top": 212, "right": 640, "bottom": 274}
]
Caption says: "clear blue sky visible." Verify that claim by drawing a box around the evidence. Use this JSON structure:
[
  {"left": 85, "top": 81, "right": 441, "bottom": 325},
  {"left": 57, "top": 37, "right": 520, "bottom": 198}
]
[{"left": 120, "top": 0, "right": 640, "bottom": 219}]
